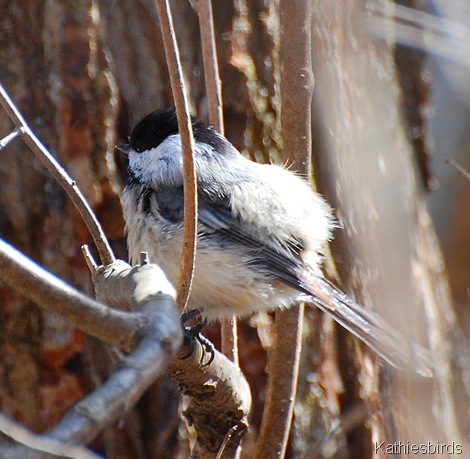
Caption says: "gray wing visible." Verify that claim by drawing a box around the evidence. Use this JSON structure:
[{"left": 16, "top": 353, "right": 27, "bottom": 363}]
[
  {"left": 154, "top": 186, "right": 433, "bottom": 376},
  {"left": 198, "top": 205, "right": 307, "bottom": 290},
  {"left": 152, "top": 184, "right": 306, "bottom": 290},
  {"left": 198, "top": 205, "right": 433, "bottom": 376}
]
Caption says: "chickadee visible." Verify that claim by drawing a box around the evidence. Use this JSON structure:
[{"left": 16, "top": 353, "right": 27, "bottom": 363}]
[{"left": 121, "top": 107, "right": 432, "bottom": 376}]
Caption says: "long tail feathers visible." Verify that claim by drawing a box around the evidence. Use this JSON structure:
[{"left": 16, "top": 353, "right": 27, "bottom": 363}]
[{"left": 302, "top": 276, "right": 434, "bottom": 378}]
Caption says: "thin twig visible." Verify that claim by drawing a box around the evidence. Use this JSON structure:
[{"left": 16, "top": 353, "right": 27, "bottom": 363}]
[
  {"left": 0, "top": 127, "right": 23, "bottom": 149},
  {"left": 221, "top": 319, "right": 239, "bottom": 365},
  {"left": 196, "top": 0, "right": 239, "bottom": 365},
  {"left": 215, "top": 424, "right": 245, "bottom": 459},
  {"left": 197, "top": 0, "right": 224, "bottom": 133},
  {"left": 447, "top": 159, "right": 470, "bottom": 181},
  {"left": 0, "top": 83, "right": 115, "bottom": 265},
  {"left": 81, "top": 245, "right": 98, "bottom": 273},
  {"left": 154, "top": 0, "right": 198, "bottom": 312}
]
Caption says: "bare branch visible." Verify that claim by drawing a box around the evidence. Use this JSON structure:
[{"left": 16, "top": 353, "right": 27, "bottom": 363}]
[
  {"left": 197, "top": 0, "right": 224, "bottom": 133},
  {"left": 92, "top": 259, "right": 176, "bottom": 311},
  {"left": 0, "top": 245, "right": 182, "bottom": 456},
  {"left": 255, "top": 0, "right": 313, "bottom": 457},
  {"left": 167, "top": 341, "right": 251, "bottom": 458},
  {"left": 154, "top": 0, "right": 198, "bottom": 312},
  {"left": 256, "top": 307, "right": 304, "bottom": 459},
  {"left": 194, "top": 0, "right": 238, "bottom": 365},
  {"left": 47, "top": 296, "right": 181, "bottom": 446},
  {"left": 0, "top": 83, "right": 115, "bottom": 265},
  {"left": 0, "top": 413, "right": 101, "bottom": 459},
  {"left": 94, "top": 258, "right": 250, "bottom": 457},
  {"left": 0, "top": 238, "right": 140, "bottom": 352}
]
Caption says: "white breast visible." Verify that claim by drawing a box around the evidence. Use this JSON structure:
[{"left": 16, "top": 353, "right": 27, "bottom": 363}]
[{"left": 122, "top": 185, "right": 301, "bottom": 320}]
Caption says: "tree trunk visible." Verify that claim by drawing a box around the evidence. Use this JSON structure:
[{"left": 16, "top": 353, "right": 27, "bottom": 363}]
[{"left": 311, "top": 1, "right": 469, "bottom": 457}]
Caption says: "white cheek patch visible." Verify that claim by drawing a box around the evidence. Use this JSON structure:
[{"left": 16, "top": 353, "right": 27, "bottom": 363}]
[
  {"left": 129, "top": 135, "right": 184, "bottom": 185},
  {"left": 129, "top": 134, "right": 222, "bottom": 187}
]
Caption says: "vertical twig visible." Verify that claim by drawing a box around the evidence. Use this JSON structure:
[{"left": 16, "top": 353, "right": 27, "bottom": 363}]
[
  {"left": 220, "top": 319, "right": 239, "bottom": 365},
  {"left": 154, "top": 0, "right": 198, "bottom": 312},
  {"left": 195, "top": 0, "right": 239, "bottom": 365},
  {"left": 254, "top": 0, "right": 313, "bottom": 457},
  {"left": 0, "top": 83, "right": 115, "bottom": 266},
  {"left": 197, "top": 0, "right": 224, "bottom": 134}
]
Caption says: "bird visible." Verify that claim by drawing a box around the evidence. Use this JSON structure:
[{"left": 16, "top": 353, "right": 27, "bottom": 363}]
[{"left": 120, "top": 107, "right": 433, "bottom": 377}]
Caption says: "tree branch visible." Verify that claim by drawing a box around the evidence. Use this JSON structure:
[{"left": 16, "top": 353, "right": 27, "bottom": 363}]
[
  {"left": 0, "top": 245, "right": 182, "bottom": 457},
  {"left": 154, "top": 0, "right": 198, "bottom": 312},
  {"left": 94, "top": 255, "right": 251, "bottom": 458},
  {"left": 192, "top": 0, "right": 238, "bottom": 366},
  {"left": 196, "top": 0, "right": 224, "bottom": 133},
  {"left": 0, "top": 83, "right": 115, "bottom": 265},
  {"left": 0, "top": 239, "right": 139, "bottom": 352},
  {"left": 0, "top": 414, "right": 101, "bottom": 459},
  {"left": 167, "top": 342, "right": 251, "bottom": 458},
  {"left": 255, "top": 0, "right": 314, "bottom": 457}
]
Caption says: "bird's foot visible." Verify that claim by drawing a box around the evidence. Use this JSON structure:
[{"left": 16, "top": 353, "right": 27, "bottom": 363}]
[{"left": 180, "top": 310, "right": 215, "bottom": 365}]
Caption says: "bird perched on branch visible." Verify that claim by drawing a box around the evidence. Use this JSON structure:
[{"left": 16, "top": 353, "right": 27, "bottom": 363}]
[{"left": 120, "top": 107, "right": 433, "bottom": 377}]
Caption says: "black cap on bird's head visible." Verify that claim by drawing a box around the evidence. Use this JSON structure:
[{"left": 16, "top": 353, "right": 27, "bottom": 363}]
[
  {"left": 115, "top": 108, "right": 178, "bottom": 156},
  {"left": 130, "top": 107, "right": 182, "bottom": 153},
  {"left": 116, "top": 107, "right": 230, "bottom": 156}
]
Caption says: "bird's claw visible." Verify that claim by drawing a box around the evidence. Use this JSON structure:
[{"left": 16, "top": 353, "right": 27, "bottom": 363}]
[{"left": 180, "top": 310, "right": 215, "bottom": 365}]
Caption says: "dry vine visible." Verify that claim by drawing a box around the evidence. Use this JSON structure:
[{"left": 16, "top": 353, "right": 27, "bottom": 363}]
[
  {"left": 154, "top": 0, "right": 198, "bottom": 313},
  {"left": 191, "top": 0, "right": 239, "bottom": 366},
  {"left": 254, "top": 0, "right": 314, "bottom": 457}
]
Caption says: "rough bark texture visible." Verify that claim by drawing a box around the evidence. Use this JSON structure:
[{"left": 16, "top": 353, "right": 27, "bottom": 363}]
[{"left": 0, "top": 0, "right": 100, "bottom": 434}]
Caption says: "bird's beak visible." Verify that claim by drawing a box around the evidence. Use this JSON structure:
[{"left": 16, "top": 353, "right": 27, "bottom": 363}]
[{"left": 116, "top": 143, "right": 130, "bottom": 155}]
